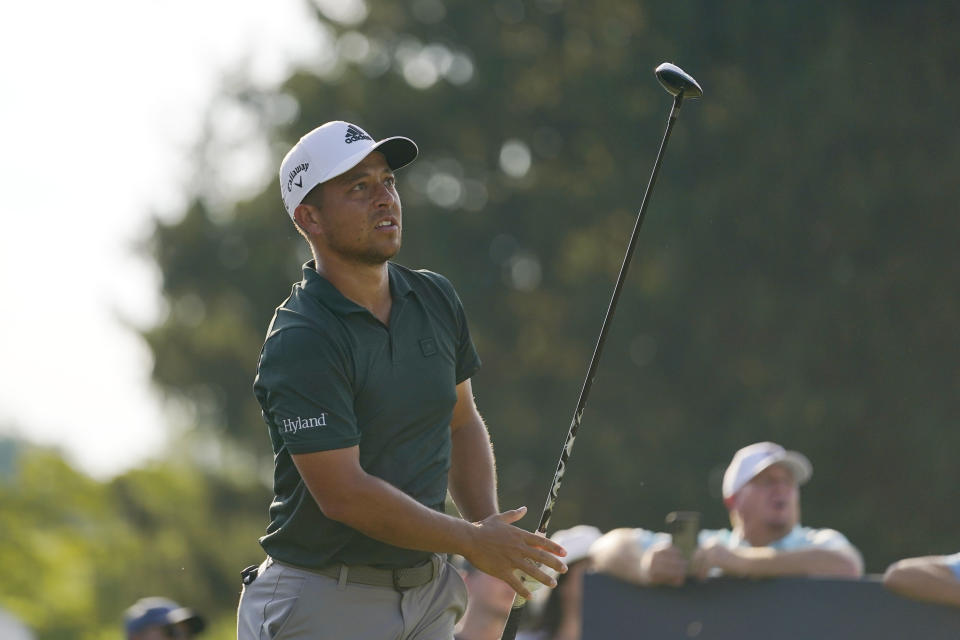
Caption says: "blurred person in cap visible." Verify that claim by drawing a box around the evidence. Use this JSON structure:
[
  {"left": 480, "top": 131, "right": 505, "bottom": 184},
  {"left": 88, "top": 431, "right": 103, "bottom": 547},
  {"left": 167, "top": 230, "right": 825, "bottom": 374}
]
[
  {"left": 237, "top": 121, "right": 566, "bottom": 640},
  {"left": 124, "top": 597, "right": 205, "bottom": 640},
  {"left": 592, "top": 442, "right": 863, "bottom": 586},
  {"left": 883, "top": 552, "right": 960, "bottom": 607},
  {"left": 517, "top": 525, "right": 603, "bottom": 640}
]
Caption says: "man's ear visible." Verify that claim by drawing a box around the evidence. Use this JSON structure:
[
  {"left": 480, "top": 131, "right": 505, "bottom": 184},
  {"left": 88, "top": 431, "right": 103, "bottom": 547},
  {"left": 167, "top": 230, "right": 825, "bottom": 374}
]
[{"left": 293, "top": 203, "right": 322, "bottom": 235}]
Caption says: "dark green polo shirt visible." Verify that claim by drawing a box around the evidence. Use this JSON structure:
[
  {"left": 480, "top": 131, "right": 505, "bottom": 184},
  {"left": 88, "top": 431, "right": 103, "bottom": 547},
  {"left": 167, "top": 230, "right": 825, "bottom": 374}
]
[{"left": 253, "top": 260, "right": 481, "bottom": 569}]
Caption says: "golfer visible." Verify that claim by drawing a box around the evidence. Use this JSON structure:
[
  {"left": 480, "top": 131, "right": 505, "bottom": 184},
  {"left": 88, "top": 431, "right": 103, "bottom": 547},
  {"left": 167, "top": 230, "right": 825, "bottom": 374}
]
[{"left": 236, "top": 121, "right": 566, "bottom": 639}]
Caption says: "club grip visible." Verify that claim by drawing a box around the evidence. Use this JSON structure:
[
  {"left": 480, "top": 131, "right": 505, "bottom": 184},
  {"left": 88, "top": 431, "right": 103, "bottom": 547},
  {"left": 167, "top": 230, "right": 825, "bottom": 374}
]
[{"left": 500, "top": 602, "right": 525, "bottom": 640}]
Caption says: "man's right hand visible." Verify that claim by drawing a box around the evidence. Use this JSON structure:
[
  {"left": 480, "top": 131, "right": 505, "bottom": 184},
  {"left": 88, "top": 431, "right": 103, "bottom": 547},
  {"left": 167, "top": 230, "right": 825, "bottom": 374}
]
[
  {"left": 463, "top": 506, "right": 568, "bottom": 599},
  {"left": 641, "top": 540, "right": 689, "bottom": 586}
]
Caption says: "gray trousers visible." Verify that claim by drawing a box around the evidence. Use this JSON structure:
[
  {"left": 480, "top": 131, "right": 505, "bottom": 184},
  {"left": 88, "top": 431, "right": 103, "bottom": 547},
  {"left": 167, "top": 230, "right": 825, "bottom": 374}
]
[{"left": 237, "top": 555, "right": 467, "bottom": 640}]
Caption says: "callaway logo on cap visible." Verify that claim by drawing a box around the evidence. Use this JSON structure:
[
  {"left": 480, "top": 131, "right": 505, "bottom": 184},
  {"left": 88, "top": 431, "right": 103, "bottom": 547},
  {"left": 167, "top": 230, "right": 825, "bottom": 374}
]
[{"left": 278, "top": 121, "right": 418, "bottom": 219}]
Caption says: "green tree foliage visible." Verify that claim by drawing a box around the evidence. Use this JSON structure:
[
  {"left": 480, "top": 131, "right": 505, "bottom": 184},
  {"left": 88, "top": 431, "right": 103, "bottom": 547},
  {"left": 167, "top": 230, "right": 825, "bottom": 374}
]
[
  {"left": 141, "top": 0, "right": 959, "bottom": 573},
  {"left": 0, "top": 444, "right": 266, "bottom": 640}
]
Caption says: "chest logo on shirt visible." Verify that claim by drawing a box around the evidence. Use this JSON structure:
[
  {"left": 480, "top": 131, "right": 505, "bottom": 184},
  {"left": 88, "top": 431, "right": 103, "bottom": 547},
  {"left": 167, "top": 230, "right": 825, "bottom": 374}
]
[
  {"left": 280, "top": 414, "right": 327, "bottom": 434},
  {"left": 419, "top": 337, "right": 438, "bottom": 357}
]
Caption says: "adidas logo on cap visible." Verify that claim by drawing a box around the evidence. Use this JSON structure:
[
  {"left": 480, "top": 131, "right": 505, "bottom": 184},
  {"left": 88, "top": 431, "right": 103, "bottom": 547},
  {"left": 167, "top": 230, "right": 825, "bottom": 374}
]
[{"left": 344, "top": 124, "right": 372, "bottom": 144}]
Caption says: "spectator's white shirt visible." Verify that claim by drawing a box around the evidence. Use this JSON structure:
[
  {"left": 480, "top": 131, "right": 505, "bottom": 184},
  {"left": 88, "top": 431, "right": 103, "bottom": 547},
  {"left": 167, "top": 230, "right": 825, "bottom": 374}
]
[
  {"left": 945, "top": 552, "right": 960, "bottom": 580},
  {"left": 630, "top": 524, "right": 855, "bottom": 553}
]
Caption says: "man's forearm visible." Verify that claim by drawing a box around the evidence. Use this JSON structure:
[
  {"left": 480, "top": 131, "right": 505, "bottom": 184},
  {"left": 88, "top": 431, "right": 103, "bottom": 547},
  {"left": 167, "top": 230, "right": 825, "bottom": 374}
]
[
  {"left": 448, "top": 414, "right": 499, "bottom": 522},
  {"left": 320, "top": 469, "right": 478, "bottom": 556},
  {"left": 590, "top": 529, "right": 647, "bottom": 584},
  {"left": 729, "top": 546, "right": 863, "bottom": 578},
  {"left": 884, "top": 558, "right": 960, "bottom": 607}
]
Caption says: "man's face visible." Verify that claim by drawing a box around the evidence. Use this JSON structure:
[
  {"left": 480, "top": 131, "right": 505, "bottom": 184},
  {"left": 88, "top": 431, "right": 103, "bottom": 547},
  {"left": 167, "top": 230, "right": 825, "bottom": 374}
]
[
  {"left": 311, "top": 151, "right": 402, "bottom": 265},
  {"left": 132, "top": 622, "right": 195, "bottom": 640},
  {"left": 731, "top": 463, "right": 800, "bottom": 543}
]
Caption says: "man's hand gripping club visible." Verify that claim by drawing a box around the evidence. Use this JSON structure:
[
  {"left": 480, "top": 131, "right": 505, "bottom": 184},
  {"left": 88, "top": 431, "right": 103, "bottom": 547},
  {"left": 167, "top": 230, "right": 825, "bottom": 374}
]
[{"left": 465, "top": 506, "right": 568, "bottom": 600}]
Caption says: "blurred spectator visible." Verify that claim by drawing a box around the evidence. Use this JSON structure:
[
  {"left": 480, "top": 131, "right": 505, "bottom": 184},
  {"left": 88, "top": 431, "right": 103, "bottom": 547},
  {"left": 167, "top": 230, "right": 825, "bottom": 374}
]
[
  {"left": 453, "top": 556, "right": 518, "bottom": 640},
  {"left": 883, "top": 553, "right": 960, "bottom": 607},
  {"left": 124, "top": 597, "right": 206, "bottom": 640},
  {"left": 518, "top": 525, "right": 603, "bottom": 640},
  {"left": 592, "top": 442, "right": 863, "bottom": 586}
]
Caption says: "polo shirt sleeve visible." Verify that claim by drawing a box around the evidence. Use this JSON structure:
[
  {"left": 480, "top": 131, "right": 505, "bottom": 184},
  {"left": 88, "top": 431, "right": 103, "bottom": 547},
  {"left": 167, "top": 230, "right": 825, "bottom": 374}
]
[
  {"left": 452, "top": 292, "right": 481, "bottom": 384},
  {"left": 256, "top": 327, "right": 360, "bottom": 454},
  {"left": 632, "top": 528, "right": 672, "bottom": 551},
  {"left": 697, "top": 528, "right": 733, "bottom": 548},
  {"left": 944, "top": 552, "right": 960, "bottom": 580},
  {"left": 422, "top": 270, "right": 481, "bottom": 383},
  {"left": 801, "top": 527, "right": 857, "bottom": 552}
]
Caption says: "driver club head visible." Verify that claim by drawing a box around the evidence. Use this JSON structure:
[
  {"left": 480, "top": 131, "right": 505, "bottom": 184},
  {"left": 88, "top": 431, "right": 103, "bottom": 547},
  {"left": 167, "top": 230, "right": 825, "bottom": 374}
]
[{"left": 655, "top": 62, "right": 703, "bottom": 99}]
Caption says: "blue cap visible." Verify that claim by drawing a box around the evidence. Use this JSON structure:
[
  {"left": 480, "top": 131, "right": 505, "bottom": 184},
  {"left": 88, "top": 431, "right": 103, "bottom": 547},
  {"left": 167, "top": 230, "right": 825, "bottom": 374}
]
[{"left": 124, "top": 597, "right": 206, "bottom": 636}]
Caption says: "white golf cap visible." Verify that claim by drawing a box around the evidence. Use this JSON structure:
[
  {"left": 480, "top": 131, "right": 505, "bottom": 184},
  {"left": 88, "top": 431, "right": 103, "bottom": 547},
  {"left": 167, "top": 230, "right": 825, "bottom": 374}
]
[
  {"left": 528, "top": 524, "right": 603, "bottom": 612},
  {"left": 278, "top": 120, "right": 418, "bottom": 218},
  {"left": 722, "top": 441, "right": 812, "bottom": 500},
  {"left": 542, "top": 524, "right": 602, "bottom": 581}
]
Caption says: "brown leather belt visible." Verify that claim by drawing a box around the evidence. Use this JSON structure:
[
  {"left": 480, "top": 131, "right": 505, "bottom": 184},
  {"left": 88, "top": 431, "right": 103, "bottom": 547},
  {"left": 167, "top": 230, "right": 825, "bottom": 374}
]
[{"left": 274, "top": 555, "right": 438, "bottom": 590}]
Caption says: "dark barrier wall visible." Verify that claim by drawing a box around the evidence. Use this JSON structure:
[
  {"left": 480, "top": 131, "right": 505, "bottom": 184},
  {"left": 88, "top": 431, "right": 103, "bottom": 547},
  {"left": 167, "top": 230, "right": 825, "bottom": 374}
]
[{"left": 582, "top": 574, "right": 960, "bottom": 639}]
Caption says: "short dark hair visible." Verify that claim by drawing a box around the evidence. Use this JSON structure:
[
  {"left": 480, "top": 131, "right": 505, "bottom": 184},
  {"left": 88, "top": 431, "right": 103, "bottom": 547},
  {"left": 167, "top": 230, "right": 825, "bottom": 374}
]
[
  {"left": 301, "top": 182, "right": 324, "bottom": 209},
  {"left": 292, "top": 182, "right": 324, "bottom": 239}
]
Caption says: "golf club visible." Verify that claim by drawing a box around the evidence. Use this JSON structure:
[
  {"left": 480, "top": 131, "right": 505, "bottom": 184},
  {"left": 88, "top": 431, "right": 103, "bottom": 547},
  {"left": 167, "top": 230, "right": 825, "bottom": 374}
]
[{"left": 498, "top": 61, "right": 702, "bottom": 640}]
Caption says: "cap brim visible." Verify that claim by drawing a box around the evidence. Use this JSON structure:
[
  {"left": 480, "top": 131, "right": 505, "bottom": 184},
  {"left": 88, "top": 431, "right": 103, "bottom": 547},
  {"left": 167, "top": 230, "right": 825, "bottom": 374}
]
[
  {"left": 760, "top": 452, "right": 813, "bottom": 486},
  {"left": 168, "top": 609, "right": 206, "bottom": 634},
  {"left": 319, "top": 136, "right": 418, "bottom": 188},
  {"left": 372, "top": 136, "right": 418, "bottom": 172}
]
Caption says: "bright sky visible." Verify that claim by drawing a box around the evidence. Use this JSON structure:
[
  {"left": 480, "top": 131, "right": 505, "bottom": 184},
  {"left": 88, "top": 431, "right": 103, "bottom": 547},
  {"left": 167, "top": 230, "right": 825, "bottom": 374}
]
[{"left": 0, "top": 0, "right": 336, "bottom": 478}]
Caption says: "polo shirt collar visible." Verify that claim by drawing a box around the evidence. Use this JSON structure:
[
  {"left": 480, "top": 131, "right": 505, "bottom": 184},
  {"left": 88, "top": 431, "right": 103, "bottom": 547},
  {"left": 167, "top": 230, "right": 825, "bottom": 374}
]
[
  {"left": 388, "top": 262, "right": 412, "bottom": 298},
  {"left": 768, "top": 525, "right": 803, "bottom": 550},
  {"left": 300, "top": 260, "right": 414, "bottom": 316}
]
